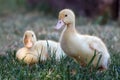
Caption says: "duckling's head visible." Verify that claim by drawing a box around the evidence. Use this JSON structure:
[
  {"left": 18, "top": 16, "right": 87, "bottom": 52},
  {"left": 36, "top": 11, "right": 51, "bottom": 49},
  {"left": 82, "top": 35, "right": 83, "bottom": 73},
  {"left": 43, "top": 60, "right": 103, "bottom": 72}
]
[
  {"left": 55, "top": 9, "right": 75, "bottom": 30},
  {"left": 23, "top": 30, "right": 37, "bottom": 48}
]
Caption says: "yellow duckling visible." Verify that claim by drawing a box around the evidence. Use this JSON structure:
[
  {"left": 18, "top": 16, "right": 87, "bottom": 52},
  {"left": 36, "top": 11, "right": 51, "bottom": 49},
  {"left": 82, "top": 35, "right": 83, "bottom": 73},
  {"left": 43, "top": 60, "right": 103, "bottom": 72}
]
[
  {"left": 55, "top": 9, "right": 110, "bottom": 71},
  {"left": 16, "top": 30, "right": 66, "bottom": 64},
  {"left": 16, "top": 31, "right": 39, "bottom": 65}
]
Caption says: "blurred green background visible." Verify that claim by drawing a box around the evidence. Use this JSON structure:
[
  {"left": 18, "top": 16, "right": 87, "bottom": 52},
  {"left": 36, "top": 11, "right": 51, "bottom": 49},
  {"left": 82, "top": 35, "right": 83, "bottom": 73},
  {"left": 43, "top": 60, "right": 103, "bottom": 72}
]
[
  {"left": 0, "top": 0, "right": 119, "bottom": 21},
  {"left": 0, "top": 0, "right": 119, "bottom": 54}
]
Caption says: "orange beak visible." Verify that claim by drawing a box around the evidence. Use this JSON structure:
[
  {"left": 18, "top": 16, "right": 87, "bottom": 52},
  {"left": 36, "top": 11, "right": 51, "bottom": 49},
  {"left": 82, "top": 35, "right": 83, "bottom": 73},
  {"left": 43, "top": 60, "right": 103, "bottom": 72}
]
[{"left": 25, "top": 39, "right": 33, "bottom": 48}]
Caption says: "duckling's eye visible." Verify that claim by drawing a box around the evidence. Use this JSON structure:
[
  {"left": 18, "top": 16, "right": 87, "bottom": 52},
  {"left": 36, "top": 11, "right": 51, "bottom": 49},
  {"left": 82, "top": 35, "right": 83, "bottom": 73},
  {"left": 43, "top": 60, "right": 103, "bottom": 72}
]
[
  {"left": 32, "top": 34, "right": 34, "bottom": 37},
  {"left": 25, "top": 35, "right": 27, "bottom": 38},
  {"left": 65, "top": 14, "right": 67, "bottom": 17}
]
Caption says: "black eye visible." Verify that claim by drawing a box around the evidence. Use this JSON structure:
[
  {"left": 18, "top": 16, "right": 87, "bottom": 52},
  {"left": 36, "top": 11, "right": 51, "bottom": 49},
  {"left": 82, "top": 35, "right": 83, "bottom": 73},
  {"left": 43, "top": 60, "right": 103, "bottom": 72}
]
[
  {"left": 32, "top": 34, "right": 34, "bottom": 37},
  {"left": 65, "top": 14, "right": 67, "bottom": 17},
  {"left": 25, "top": 35, "right": 27, "bottom": 38}
]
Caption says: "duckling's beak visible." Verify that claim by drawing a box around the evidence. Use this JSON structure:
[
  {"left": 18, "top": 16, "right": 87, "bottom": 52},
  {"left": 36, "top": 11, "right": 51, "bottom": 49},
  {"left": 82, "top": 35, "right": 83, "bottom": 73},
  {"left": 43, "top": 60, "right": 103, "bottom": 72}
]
[
  {"left": 55, "top": 20, "right": 64, "bottom": 30},
  {"left": 26, "top": 39, "right": 33, "bottom": 48}
]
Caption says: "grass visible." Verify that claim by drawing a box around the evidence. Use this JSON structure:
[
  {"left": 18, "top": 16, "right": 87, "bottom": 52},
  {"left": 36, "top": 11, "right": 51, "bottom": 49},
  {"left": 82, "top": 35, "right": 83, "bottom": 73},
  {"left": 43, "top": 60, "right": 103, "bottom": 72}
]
[{"left": 0, "top": 48, "right": 120, "bottom": 80}]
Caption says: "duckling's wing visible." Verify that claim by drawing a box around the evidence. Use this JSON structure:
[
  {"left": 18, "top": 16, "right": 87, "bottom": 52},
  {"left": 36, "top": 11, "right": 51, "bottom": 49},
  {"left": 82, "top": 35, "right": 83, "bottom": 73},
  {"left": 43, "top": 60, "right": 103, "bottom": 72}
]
[
  {"left": 88, "top": 38, "right": 104, "bottom": 53},
  {"left": 89, "top": 42, "right": 100, "bottom": 52}
]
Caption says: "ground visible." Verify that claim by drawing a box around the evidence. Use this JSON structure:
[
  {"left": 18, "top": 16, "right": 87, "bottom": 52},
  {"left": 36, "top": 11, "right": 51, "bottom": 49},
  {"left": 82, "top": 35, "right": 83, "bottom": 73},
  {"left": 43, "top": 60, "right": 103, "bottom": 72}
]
[{"left": 0, "top": 11, "right": 120, "bottom": 79}]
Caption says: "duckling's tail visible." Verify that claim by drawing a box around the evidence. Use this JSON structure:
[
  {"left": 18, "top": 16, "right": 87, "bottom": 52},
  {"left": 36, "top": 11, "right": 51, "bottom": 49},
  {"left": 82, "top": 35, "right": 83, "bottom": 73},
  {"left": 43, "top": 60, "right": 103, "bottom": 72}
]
[{"left": 99, "top": 52, "right": 110, "bottom": 70}]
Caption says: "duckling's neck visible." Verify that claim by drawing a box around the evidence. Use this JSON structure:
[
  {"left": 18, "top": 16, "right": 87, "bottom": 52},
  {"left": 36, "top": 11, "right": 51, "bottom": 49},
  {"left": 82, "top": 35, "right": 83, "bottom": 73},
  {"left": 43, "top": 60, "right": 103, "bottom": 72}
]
[
  {"left": 65, "top": 23, "right": 77, "bottom": 34},
  {"left": 60, "top": 23, "right": 77, "bottom": 42}
]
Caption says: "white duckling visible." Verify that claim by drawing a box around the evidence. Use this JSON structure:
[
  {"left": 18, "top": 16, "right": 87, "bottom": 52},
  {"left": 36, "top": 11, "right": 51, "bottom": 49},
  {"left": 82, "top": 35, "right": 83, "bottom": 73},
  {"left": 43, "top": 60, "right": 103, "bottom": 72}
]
[
  {"left": 55, "top": 9, "right": 110, "bottom": 70},
  {"left": 16, "top": 30, "right": 39, "bottom": 65}
]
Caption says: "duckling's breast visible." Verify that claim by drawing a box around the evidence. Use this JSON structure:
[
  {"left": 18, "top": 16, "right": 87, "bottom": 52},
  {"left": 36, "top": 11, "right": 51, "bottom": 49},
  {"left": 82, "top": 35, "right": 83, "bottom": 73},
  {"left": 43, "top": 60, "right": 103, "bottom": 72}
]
[{"left": 60, "top": 33, "right": 85, "bottom": 57}]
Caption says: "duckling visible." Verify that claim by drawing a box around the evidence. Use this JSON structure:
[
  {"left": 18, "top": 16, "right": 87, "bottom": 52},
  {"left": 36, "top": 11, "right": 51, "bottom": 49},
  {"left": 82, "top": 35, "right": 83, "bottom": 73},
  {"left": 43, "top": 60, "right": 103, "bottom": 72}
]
[
  {"left": 55, "top": 9, "right": 110, "bottom": 71},
  {"left": 16, "top": 30, "right": 65, "bottom": 64},
  {"left": 16, "top": 30, "right": 39, "bottom": 65}
]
